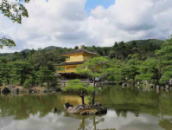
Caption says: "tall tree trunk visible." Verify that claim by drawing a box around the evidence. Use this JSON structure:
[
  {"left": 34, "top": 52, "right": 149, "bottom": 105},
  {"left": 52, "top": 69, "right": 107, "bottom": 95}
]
[
  {"left": 81, "top": 91, "right": 85, "bottom": 105},
  {"left": 92, "top": 91, "right": 95, "bottom": 105},
  {"left": 81, "top": 95, "right": 85, "bottom": 105},
  {"left": 92, "top": 78, "right": 96, "bottom": 105},
  {"left": 131, "top": 75, "right": 136, "bottom": 88}
]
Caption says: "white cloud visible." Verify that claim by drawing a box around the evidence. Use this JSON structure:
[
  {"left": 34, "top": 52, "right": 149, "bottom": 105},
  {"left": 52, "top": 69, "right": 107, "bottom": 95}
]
[
  {"left": 0, "top": 111, "right": 162, "bottom": 130},
  {"left": 1, "top": 0, "right": 172, "bottom": 52},
  {"left": 0, "top": 112, "right": 80, "bottom": 130}
]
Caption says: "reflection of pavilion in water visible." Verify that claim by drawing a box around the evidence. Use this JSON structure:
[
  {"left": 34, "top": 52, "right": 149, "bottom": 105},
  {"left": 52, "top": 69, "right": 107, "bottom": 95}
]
[
  {"left": 76, "top": 108, "right": 140, "bottom": 130},
  {"left": 63, "top": 104, "right": 141, "bottom": 130},
  {"left": 78, "top": 116, "right": 116, "bottom": 130}
]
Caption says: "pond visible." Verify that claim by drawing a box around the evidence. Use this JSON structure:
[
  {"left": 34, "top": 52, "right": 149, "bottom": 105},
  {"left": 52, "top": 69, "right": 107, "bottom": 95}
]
[{"left": 0, "top": 87, "right": 172, "bottom": 130}]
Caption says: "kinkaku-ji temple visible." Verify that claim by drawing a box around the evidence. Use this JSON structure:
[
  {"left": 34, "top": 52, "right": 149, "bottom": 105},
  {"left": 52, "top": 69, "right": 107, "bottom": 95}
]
[{"left": 57, "top": 47, "right": 97, "bottom": 79}]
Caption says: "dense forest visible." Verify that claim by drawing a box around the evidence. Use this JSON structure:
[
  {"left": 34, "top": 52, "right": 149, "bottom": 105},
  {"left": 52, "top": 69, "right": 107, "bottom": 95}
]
[{"left": 0, "top": 38, "right": 171, "bottom": 89}]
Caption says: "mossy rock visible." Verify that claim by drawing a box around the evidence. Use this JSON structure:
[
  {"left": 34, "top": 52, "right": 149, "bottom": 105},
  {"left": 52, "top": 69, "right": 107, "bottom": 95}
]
[{"left": 64, "top": 103, "right": 107, "bottom": 115}]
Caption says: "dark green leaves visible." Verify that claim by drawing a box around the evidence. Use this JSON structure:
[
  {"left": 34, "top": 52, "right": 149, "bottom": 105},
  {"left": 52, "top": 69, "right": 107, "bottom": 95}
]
[
  {"left": 0, "top": 37, "right": 16, "bottom": 48},
  {"left": 0, "top": 0, "right": 31, "bottom": 49},
  {"left": 64, "top": 79, "right": 94, "bottom": 94},
  {"left": 156, "top": 39, "right": 172, "bottom": 84},
  {"left": 77, "top": 57, "right": 111, "bottom": 78}
]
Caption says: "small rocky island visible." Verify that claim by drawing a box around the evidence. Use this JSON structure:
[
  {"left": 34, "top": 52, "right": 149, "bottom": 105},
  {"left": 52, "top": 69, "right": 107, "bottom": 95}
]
[
  {"left": 64, "top": 103, "right": 107, "bottom": 115},
  {"left": 63, "top": 79, "right": 107, "bottom": 115}
]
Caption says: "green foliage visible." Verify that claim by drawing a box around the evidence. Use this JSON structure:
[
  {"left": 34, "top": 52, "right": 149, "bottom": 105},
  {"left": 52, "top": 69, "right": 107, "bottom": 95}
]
[
  {"left": 86, "top": 39, "right": 162, "bottom": 60},
  {"left": 105, "top": 59, "right": 124, "bottom": 83},
  {"left": 0, "top": 58, "right": 12, "bottom": 85},
  {"left": 0, "top": 47, "right": 65, "bottom": 88},
  {"left": 76, "top": 39, "right": 171, "bottom": 87},
  {"left": 0, "top": 0, "right": 31, "bottom": 50},
  {"left": 37, "top": 66, "right": 56, "bottom": 87},
  {"left": 77, "top": 57, "right": 111, "bottom": 105},
  {"left": 121, "top": 59, "right": 140, "bottom": 85},
  {"left": 0, "top": 37, "right": 16, "bottom": 48},
  {"left": 23, "top": 78, "right": 33, "bottom": 88},
  {"left": 63, "top": 79, "right": 94, "bottom": 94},
  {"left": 0, "top": 38, "right": 171, "bottom": 88},
  {"left": 156, "top": 39, "right": 172, "bottom": 84},
  {"left": 160, "top": 71, "right": 172, "bottom": 84},
  {"left": 63, "top": 79, "right": 94, "bottom": 105},
  {"left": 0, "top": 0, "right": 29, "bottom": 24},
  {"left": 11, "top": 61, "right": 33, "bottom": 85},
  {"left": 77, "top": 57, "right": 111, "bottom": 79},
  {"left": 136, "top": 58, "right": 160, "bottom": 84}
]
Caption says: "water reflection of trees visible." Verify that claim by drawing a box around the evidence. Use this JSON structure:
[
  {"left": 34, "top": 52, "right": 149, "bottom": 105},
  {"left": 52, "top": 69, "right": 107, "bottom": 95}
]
[
  {"left": 99, "top": 87, "right": 172, "bottom": 117},
  {"left": 0, "top": 87, "right": 172, "bottom": 123},
  {"left": 0, "top": 94, "right": 64, "bottom": 119},
  {"left": 115, "top": 108, "right": 139, "bottom": 117}
]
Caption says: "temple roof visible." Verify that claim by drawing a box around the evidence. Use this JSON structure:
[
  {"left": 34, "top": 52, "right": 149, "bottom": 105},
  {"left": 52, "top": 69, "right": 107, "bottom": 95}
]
[{"left": 62, "top": 49, "right": 97, "bottom": 56}]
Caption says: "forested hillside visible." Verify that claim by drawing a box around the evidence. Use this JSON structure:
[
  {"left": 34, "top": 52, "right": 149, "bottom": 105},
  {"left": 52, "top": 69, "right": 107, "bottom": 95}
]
[
  {"left": 86, "top": 39, "right": 162, "bottom": 59},
  {"left": 0, "top": 39, "right": 170, "bottom": 88}
]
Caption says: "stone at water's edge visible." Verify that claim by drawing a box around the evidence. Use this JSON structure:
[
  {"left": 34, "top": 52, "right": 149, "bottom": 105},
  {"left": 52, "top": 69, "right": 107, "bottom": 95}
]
[
  {"left": 64, "top": 103, "right": 107, "bottom": 115},
  {"left": 1, "top": 87, "right": 11, "bottom": 94}
]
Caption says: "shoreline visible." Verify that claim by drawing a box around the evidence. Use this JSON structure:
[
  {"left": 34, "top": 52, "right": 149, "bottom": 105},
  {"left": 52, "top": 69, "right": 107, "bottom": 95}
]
[{"left": 1, "top": 84, "right": 172, "bottom": 95}]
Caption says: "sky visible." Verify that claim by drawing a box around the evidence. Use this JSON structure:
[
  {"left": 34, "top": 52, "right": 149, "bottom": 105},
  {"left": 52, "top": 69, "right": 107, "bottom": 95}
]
[
  {"left": 1, "top": 0, "right": 172, "bottom": 53},
  {"left": 85, "top": 0, "right": 115, "bottom": 11}
]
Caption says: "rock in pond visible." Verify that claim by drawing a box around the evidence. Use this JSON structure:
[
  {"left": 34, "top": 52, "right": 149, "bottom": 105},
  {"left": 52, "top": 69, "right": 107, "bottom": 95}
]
[
  {"left": 2, "top": 87, "right": 11, "bottom": 95},
  {"left": 64, "top": 103, "right": 107, "bottom": 115}
]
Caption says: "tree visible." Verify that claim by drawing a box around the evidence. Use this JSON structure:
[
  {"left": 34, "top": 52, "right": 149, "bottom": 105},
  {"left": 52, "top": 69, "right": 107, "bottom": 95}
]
[
  {"left": 0, "top": 58, "right": 12, "bottom": 85},
  {"left": 77, "top": 57, "right": 111, "bottom": 105},
  {"left": 105, "top": 59, "right": 124, "bottom": 85},
  {"left": 63, "top": 79, "right": 94, "bottom": 105},
  {"left": 136, "top": 58, "right": 161, "bottom": 86},
  {"left": 0, "top": 0, "right": 29, "bottom": 24},
  {"left": 0, "top": 0, "right": 30, "bottom": 47},
  {"left": 122, "top": 59, "right": 140, "bottom": 87},
  {"left": 156, "top": 38, "right": 172, "bottom": 84},
  {"left": 0, "top": 37, "right": 15, "bottom": 49},
  {"left": 37, "top": 66, "right": 57, "bottom": 88},
  {"left": 77, "top": 57, "right": 111, "bottom": 80},
  {"left": 11, "top": 61, "right": 33, "bottom": 85},
  {"left": 23, "top": 70, "right": 37, "bottom": 88},
  {"left": 0, "top": 46, "right": 62, "bottom": 88}
]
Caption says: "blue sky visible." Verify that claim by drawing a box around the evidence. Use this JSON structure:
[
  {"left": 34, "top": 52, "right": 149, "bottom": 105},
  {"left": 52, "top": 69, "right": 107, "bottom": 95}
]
[{"left": 85, "top": 0, "right": 115, "bottom": 11}]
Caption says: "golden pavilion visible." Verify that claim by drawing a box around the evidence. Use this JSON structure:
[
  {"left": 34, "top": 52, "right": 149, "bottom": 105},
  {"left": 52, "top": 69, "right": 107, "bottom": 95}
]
[{"left": 58, "top": 48, "right": 97, "bottom": 74}]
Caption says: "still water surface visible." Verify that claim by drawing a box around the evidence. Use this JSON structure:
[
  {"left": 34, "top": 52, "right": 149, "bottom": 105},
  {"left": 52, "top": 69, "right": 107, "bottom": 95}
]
[{"left": 0, "top": 87, "right": 172, "bottom": 130}]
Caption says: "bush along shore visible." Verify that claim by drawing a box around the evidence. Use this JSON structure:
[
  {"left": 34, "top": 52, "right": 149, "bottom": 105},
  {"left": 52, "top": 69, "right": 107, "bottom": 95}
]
[{"left": 0, "top": 86, "right": 62, "bottom": 95}]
